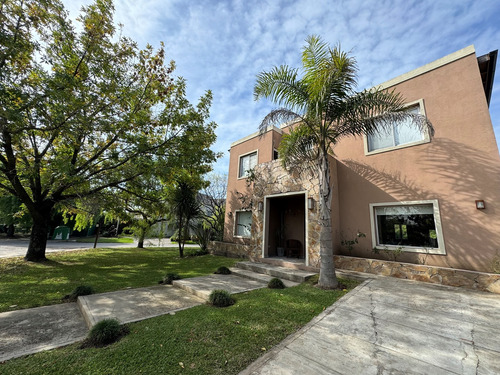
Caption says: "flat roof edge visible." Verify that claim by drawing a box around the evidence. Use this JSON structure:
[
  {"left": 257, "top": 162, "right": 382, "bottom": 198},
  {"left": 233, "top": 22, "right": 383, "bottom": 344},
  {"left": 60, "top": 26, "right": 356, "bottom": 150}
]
[
  {"left": 230, "top": 125, "right": 282, "bottom": 148},
  {"left": 376, "top": 45, "right": 476, "bottom": 90}
]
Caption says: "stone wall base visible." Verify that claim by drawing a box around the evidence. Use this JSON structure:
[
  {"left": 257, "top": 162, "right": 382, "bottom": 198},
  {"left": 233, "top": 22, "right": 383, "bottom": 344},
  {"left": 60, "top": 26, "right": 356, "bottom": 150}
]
[
  {"left": 208, "top": 241, "right": 252, "bottom": 259},
  {"left": 334, "top": 255, "right": 500, "bottom": 294}
]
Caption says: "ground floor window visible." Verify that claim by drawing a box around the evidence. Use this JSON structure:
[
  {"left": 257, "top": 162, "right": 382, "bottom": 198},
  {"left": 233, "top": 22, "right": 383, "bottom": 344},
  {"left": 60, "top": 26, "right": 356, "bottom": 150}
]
[
  {"left": 369, "top": 200, "right": 446, "bottom": 254},
  {"left": 235, "top": 211, "right": 252, "bottom": 238}
]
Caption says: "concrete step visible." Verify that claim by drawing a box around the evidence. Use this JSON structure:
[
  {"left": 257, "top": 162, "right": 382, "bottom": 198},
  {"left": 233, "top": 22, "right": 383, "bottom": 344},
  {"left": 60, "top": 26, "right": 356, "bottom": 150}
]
[
  {"left": 229, "top": 267, "right": 300, "bottom": 288},
  {"left": 172, "top": 274, "right": 268, "bottom": 301},
  {"left": 235, "top": 261, "right": 317, "bottom": 283},
  {"left": 77, "top": 285, "right": 204, "bottom": 328},
  {"left": 257, "top": 257, "right": 317, "bottom": 272}
]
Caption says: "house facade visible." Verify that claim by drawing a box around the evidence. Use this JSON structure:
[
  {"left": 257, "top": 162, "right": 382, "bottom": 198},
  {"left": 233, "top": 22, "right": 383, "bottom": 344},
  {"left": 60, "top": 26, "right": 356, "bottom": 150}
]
[{"left": 223, "top": 45, "right": 500, "bottom": 273}]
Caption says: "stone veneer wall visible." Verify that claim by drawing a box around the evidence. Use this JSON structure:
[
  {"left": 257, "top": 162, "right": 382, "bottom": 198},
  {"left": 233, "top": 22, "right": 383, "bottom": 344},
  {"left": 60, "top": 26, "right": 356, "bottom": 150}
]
[
  {"left": 209, "top": 241, "right": 252, "bottom": 259},
  {"left": 250, "top": 160, "right": 323, "bottom": 267},
  {"left": 207, "top": 243, "right": 500, "bottom": 293},
  {"left": 334, "top": 255, "right": 500, "bottom": 294}
]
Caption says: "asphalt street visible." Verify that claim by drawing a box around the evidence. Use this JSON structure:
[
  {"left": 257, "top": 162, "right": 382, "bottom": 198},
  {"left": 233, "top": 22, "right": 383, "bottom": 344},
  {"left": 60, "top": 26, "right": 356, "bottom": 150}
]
[{"left": 0, "top": 238, "right": 181, "bottom": 258}]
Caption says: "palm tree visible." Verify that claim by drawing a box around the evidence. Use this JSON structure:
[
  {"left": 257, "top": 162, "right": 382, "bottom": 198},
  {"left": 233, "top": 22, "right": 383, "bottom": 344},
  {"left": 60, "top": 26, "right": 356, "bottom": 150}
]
[{"left": 254, "top": 35, "right": 433, "bottom": 289}]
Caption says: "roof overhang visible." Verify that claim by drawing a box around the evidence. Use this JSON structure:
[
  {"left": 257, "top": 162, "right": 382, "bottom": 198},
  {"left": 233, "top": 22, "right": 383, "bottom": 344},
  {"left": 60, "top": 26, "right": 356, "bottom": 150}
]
[{"left": 477, "top": 50, "right": 497, "bottom": 107}]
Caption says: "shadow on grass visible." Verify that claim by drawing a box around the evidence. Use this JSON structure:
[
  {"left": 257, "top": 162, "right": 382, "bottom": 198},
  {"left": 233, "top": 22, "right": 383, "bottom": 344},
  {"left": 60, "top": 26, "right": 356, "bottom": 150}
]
[{"left": 0, "top": 247, "right": 239, "bottom": 312}]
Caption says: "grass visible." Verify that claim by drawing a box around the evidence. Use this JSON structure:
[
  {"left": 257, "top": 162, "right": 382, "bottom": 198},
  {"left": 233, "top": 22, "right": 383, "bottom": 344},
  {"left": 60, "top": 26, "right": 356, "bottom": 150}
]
[
  {"left": 0, "top": 277, "right": 358, "bottom": 374},
  {"left": 0, "top": 247, "right": 238, "bottom": 313},
  {"left": 73, "top": 236, "right": 134, "bottom": 243}
]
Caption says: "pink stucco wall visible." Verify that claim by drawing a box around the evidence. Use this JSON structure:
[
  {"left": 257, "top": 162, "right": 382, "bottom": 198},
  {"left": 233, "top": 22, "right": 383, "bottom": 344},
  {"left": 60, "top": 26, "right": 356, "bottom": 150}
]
[
  {"left": 334, "top": 52, "right": 500, "bottom": 272},
  {"left": 224, "top": 49, "right": 500, "bottom": 272}
]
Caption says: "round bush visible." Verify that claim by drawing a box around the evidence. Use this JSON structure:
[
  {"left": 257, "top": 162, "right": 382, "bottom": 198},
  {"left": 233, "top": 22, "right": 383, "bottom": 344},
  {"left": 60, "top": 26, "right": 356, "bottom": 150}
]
[
  {"left": 214, "top": 266, "right": 231, "bottom": 275},
  {"left": 87, "top": 319, "right": 124, "bottom": 347},
  {"left": 63, "top": 285, "right": 94, "bottom": 302},
  {"left": 209, "top": 289, "right": 235, "bottom": 307},
  {"left": 268, "top": 278, "right": 285, "bottom": 289},
  {"left": 73, "top": 285, "right": 94, "bottom": 296},
  {"left": 162, "top": 272, "right": 181, "bottom": 284}
]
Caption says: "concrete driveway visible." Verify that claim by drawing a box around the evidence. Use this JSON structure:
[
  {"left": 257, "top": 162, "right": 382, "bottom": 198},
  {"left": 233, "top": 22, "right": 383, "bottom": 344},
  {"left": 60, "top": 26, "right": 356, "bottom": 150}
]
[
  {"left": 0, "top": 238, "right": 188, "bottom": 258},
  {"left": 242, "top": 275, "right": 500, "bottom": 374}
]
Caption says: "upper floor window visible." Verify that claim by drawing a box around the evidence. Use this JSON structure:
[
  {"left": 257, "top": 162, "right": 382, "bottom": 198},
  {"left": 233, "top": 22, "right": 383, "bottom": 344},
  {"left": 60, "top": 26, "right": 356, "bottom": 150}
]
[
  {"left": 238, "top": 151, "right": 257, "bottom": 178},
  {"left": 366, "top": 100, "right": 429, "bottom": 154}
]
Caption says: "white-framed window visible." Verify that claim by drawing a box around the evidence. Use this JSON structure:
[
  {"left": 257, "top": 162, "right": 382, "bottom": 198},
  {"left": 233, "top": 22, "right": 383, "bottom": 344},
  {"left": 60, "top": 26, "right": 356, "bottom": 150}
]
[
  {"left": 369, "top": 200, "right": 446, "bottom": 255},
  {"left": 234, "top": 210, "right": 252, "bottom": 238},
  {"left": 365, "top": 99, "right": 430, "bottom": 154},
  {"left": 238, "top": 151, "right": 258, "bottom": 178}
]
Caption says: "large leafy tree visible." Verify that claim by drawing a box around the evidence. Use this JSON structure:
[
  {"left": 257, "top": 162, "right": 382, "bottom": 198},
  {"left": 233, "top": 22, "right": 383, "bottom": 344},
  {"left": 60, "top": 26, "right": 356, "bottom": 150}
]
[
  {"left": 104, "top": 87, "right": 218, "bottom": 249},
  {"left": 0, "top": 0, "right": 211, "bottom": 261},
  {"left": 254, "top": 36, "right": 433, "bottom": 288}
]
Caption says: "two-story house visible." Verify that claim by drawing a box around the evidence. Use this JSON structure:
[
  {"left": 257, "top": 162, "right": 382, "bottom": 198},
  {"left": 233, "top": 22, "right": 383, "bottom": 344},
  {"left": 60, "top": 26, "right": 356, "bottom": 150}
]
[{"left": 222, "top": 45, "right": 499, "bottom": 273}]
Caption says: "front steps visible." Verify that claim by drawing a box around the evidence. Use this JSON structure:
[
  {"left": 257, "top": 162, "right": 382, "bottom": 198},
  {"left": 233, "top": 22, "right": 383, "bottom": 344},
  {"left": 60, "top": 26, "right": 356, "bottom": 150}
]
[
  {"left": 172, "top": 261, "right": 317, "bottom": 301},
  {"left": 228, "top": 267, "right": 300, "bottom": 288},
  {"left": 234, "top": 261, "right": 316, "bottom": 283}
]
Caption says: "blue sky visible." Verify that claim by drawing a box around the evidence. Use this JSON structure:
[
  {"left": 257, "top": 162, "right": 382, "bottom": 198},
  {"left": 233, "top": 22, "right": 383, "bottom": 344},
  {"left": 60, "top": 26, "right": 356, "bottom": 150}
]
[{"left": 63, "top": 0, "right": 500, "bottom": 175}]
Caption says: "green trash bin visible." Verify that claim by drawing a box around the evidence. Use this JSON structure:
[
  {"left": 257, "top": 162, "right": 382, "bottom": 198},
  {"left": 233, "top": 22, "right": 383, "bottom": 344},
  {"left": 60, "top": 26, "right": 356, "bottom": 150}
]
[{"left": 52, "top": 226, "right": 70, "bottom": 240}]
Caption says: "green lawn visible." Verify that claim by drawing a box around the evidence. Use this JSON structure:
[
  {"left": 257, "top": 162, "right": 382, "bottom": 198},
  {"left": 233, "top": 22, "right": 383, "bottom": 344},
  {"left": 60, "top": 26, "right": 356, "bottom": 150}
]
[
  {"left": 73, "top": 236, "right": 134, "bottom": 243},
  {"left": 0, "top": 247, "right": 238, "bottom": 313},
  {"left": 1, "top": 277, "right": 358, "bottom": 374}
]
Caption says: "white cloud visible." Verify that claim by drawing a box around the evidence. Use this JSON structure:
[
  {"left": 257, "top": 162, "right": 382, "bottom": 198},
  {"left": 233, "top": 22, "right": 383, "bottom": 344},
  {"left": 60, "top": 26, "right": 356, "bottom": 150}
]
[{"left": 63, "top": 0, "right": 500, "bottom": 172}]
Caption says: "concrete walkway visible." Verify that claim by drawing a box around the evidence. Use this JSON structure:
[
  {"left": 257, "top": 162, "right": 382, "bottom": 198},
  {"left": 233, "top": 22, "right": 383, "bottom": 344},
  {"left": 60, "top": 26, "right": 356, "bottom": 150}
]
[
  {"left": 2, "top": 264, "right": 500, "bottom": 374},
  {"left": 241, "top": 276, "right": 500, "bottom": 375},
  {"left": 0, "top": 264, "right": 298, "bottom": 362}
]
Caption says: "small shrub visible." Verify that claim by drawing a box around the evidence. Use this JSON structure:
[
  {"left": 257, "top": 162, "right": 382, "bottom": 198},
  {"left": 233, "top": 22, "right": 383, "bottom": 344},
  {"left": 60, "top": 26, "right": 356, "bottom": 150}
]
[
  {"left": 186, "top": 248, "right": 209, "bottom": 257},
  {"left": 161, "top": 272, "right": 181, "bottom": 284},
  {"left": 82, "top": 318, "right": 128, "bottom": 348},
  {"left": 191, "top": 225, "right": 212, "bottom": 252},
  {"left": 340, "top": 231, "right": 366, "bottom": 255},
  {"left": 268, "top": 278, "right": 285, "bottom": 289},
  {"left": 214, "top": 266, "right": 231, "bottom": 275},
  {"left": 62, "top": 285, "right": 94, "bottom": 302},
  {"left": 209, "top": 289, "right": 234, "bottom": 307}
]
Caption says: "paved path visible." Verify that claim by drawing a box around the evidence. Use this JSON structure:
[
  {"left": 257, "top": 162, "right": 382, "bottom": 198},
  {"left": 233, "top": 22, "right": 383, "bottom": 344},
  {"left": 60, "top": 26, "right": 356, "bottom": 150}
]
[
  {"left": 0, "top": 238, "right": 195, "bottom": 258},
  {"left": 0, "top": 267, "right": 290, "bottom": 362},
  {"left": 241, "top": 276, "right": 500, "bottom": 375},
  {"left": 0, "top": 303, "right": 88, "bottom": 362},
  {"left": 2, "top": 265, "right": 500, "bottom": 374}
]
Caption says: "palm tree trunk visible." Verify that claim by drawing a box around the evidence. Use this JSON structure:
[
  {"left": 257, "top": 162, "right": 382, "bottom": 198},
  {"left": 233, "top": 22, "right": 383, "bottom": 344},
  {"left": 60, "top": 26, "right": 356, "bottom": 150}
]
[{"left": 317, "top": 150, "right": 339, "bottom": 289}]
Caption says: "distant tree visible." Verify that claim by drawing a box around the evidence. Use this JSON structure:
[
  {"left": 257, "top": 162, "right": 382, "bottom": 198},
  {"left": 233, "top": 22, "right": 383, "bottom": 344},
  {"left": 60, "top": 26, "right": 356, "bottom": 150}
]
[
  {"left": 0, "top": 194, "right": 31, "bottom": 236},
  {"left": 199, "top": 173, "right": 227, "bottom": 241},
  {"left": 0, "top": 0, "right": 216, "bottom": 260},
  {"left": 254, "top": 36, "right": 433, "bottom": 288},
  {"left": 168, "top": 175, "right": 201, "bottom": 258}
]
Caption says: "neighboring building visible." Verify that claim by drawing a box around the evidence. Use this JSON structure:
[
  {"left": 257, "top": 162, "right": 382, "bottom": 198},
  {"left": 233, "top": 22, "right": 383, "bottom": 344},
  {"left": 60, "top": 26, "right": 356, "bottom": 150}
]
[{"left": 222, "top": 45, "right": 500, "bottom": 273}]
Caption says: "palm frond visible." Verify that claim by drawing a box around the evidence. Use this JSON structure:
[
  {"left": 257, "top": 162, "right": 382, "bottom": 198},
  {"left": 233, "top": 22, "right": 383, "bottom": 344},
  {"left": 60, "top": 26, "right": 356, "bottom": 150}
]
[
  {"left": 333, "top": 89, "right": 434, "bottom": 140},
  {"left": 278, "top": 124, "right": 318, "bottom": 170},
  {"left": 254, "top": 65, "right": 308, "bottom": 112},
  {"left": 258, "top": 108, "right": 302, "bottom": 134},
  {"left": 302, "top": 36, "right": 358, "bottom": 118}
]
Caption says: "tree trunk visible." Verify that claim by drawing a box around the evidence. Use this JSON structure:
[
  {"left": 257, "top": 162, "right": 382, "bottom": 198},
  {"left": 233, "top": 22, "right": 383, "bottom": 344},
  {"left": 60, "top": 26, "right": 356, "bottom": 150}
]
[
  {"left": 137, "top": 231, "right": 145, "bottom": 248},
  {"left": 6, "top": 223, "right": 15, "bottom": 238},
  {"left": 25, "top": 219, "right": 50, "bottom": 262},
  {"left": 178, "top": 213, "right": 184, "bottom": 258},
  {"left": 317, "top": 151, "right": 339, "bottom": 289}
]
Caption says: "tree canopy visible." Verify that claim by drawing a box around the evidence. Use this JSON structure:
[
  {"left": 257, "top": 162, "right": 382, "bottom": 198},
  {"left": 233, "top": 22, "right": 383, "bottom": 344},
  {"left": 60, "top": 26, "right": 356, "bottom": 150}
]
[{"left": 0, "top": 0, "right": 218, "bottom": 260}]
